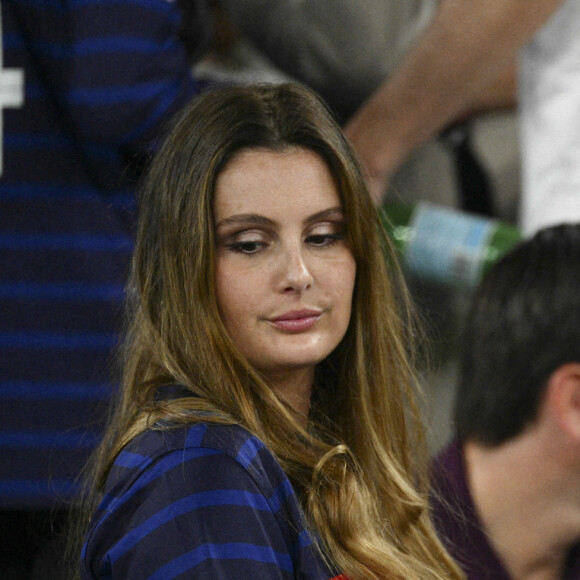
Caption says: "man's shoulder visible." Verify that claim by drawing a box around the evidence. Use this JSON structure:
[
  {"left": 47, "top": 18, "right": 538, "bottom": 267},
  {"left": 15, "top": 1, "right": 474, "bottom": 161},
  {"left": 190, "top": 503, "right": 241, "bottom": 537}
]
[{"left": 431, "top": 438, "right": 467, "bottom": 498}]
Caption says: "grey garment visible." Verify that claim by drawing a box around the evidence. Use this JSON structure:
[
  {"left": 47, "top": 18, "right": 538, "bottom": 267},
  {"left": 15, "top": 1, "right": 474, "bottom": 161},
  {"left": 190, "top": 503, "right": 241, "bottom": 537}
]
[{"left": 218, "top": 0, "right": 436, "bottom": 119}]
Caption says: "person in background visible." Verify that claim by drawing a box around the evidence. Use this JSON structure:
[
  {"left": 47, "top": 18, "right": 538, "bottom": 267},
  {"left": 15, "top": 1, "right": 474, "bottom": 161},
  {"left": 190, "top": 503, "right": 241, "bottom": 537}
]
[
  {"left": 214, "top": 0, "right": 523, "bottom": 227},
  {"left": 518, "top": 0, "right": 580, "bottom": 235},
  {"left": 0, "top": 0, "right": 212, "bottom": 576},
  {"left": 76, "top": 83, "right": 463, "bottom": 580},
  {"left": 215, "top": 0, "right": 436, "bottom": 122},
  {"left": 431, "top": 223, "right": 580, "bottom": 579},
  {"left": 344, "top": 0, "right": 579, "bottom": 236}
]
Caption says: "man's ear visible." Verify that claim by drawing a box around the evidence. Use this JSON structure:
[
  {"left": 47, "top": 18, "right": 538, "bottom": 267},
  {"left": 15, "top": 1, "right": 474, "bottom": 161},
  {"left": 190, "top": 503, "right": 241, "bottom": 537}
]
[{"left": 545, "top": 362, "right": 580, "bottom": 441}]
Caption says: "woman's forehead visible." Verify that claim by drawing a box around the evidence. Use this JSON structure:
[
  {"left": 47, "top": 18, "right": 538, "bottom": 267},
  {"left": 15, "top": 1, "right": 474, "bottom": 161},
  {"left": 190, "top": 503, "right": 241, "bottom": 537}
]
[{"left": 214, "top": 148, "right": 342, "bottom": 222}]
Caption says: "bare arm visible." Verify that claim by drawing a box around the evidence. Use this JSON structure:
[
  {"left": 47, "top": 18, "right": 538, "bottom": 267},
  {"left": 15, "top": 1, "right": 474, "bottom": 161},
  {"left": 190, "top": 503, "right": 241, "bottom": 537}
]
[{"left": 344, "top": 0, "right": 565, "bottom": 201}]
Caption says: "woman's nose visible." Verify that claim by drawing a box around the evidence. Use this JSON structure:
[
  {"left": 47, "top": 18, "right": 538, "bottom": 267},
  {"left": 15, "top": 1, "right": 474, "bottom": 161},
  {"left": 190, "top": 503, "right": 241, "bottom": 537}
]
[{"left": 279, "top": 246, "right": 314, "bottom": 293}]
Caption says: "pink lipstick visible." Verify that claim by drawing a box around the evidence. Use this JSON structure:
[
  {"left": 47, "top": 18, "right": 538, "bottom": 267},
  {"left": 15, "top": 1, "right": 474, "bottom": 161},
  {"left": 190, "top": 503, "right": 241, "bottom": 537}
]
[{"left": 269, "top": 309, "right": 322, "bottom": 332}]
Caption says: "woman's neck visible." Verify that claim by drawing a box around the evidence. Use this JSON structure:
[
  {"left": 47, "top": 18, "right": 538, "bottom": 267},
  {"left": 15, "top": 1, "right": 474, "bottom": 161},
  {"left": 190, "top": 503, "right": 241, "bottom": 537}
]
[{"left": 269, "top": 366, "right": 314, "bottom": 428}]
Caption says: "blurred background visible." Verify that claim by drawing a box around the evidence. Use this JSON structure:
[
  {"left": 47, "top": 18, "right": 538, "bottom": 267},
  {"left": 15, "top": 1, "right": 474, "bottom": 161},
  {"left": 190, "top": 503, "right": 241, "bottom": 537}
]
[{"left": 3, "top": 0, "right": 577, "bottom": 577}]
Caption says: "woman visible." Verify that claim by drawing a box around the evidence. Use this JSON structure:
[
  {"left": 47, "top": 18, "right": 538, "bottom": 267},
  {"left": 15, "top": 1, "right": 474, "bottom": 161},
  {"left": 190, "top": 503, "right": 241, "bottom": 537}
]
[{"left": 77, "top": 83, "right": 462, "bottom": 579}]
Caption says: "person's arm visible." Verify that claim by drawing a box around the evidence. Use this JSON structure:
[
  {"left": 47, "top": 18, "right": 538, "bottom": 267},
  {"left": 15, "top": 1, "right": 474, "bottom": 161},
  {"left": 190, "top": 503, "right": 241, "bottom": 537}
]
[
  {"left": 64, "top": 0, "right": 200, "bottom": 148},
  {"left": 15, "top": 0, "right": 204, "bottom": 190},
  {"left": 344, "top": 0, "right": 565, "bottom": 201}
]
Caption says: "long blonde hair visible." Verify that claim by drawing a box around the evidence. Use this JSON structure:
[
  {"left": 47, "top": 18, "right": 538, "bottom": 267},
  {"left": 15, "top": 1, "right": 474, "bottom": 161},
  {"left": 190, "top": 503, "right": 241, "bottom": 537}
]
[{"left": 80, "top": 83, "right": 462, "bottom": 579}]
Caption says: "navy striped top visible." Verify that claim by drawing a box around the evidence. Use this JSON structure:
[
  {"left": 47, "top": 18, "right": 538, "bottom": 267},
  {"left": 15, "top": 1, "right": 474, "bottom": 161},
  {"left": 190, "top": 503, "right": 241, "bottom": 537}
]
[
  {"left": 0, "top": 0, "right": 205, "bottom": 508},
  {"left": 81, "top": 422, "right": 345, "bottom": 579}
]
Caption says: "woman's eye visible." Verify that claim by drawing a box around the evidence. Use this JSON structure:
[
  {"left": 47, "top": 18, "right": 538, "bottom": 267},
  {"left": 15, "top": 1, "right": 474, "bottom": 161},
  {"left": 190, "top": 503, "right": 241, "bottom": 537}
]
[
  {"left": 227, "top": 240, "right": 264, "bottom": 254},
  {"left": 307, "top": 233, "right": 344, "bottom": 247}
]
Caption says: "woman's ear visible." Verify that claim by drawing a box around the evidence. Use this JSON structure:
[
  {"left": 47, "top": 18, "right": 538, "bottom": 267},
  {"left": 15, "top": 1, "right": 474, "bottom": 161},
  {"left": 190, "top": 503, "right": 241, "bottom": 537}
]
[{"left": 546, "top": 362, "right": 580, "bottom": 441}]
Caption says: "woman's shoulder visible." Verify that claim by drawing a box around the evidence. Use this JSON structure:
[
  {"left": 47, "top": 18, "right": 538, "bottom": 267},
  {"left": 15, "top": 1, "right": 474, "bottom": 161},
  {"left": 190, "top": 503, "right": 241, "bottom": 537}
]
[
  {"left": 82, "top": 422, "right": 324, "bottom": 579},
  {"left": 103, "top": 421, "right": 286, "bottom": 501},
  {"left": 122, "top": 421, "right": 272, "bottom": 467},
  {"left": 85, "top": 422, "right": 292, "bottom": 549}
]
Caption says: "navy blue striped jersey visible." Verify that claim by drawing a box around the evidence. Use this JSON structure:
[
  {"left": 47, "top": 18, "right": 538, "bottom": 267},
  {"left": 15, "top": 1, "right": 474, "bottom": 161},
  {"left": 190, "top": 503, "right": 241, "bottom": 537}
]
[
  {"left": 0, "top": 0, "right": 206, "bottom": 508},
  {"left": 81, "top": 422, "right": 346, "bottom": 579}
]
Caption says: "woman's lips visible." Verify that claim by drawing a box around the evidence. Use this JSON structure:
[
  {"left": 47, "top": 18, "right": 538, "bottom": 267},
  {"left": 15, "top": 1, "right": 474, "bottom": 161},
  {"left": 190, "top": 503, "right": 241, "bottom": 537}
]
[{"left": 269, "top": 310, "right": 322, "bottom": 332}]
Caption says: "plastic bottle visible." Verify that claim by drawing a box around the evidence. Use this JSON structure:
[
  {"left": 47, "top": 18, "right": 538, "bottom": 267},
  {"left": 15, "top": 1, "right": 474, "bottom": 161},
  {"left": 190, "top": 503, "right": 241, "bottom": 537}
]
[{"left": 379, "top": 201, "right": 523, "bottom": 289}]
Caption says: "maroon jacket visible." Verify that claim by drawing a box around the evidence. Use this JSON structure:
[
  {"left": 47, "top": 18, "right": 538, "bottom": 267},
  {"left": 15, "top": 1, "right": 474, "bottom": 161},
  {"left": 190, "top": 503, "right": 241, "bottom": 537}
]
[{"left": 430, "top": 439, "right": 580, "bottom": 579}]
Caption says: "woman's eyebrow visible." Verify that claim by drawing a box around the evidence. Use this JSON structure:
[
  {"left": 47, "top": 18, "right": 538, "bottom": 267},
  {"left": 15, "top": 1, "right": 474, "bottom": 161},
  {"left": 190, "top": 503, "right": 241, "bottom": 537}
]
[
  {"left": 216, "top": 207, "right": 344, "bottom": 230},
  {"left": 304, "top": 207, "right": 344, "bottom": 224},
  {"left": 216, "top": 214, "right": 275, "bottom": 229}
]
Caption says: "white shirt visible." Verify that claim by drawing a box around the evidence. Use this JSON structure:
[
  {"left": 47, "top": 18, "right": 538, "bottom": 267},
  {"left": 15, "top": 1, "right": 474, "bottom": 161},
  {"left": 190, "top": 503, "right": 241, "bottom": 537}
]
[{"left": 520, "top": 0, "right": 580, "bottom": 235}]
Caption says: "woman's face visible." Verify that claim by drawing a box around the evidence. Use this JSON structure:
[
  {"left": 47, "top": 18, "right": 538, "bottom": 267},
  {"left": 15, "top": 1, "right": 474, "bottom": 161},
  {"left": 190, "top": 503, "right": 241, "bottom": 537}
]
[{"left": 214, "top": 147, "right": 356, "bottom": 390}]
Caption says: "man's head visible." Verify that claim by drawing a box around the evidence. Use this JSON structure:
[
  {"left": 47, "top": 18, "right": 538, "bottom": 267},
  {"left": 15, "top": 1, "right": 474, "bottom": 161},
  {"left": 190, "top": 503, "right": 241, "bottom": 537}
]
[{"left": 454, "top": 224, "right": 580, "bottom": 446}]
